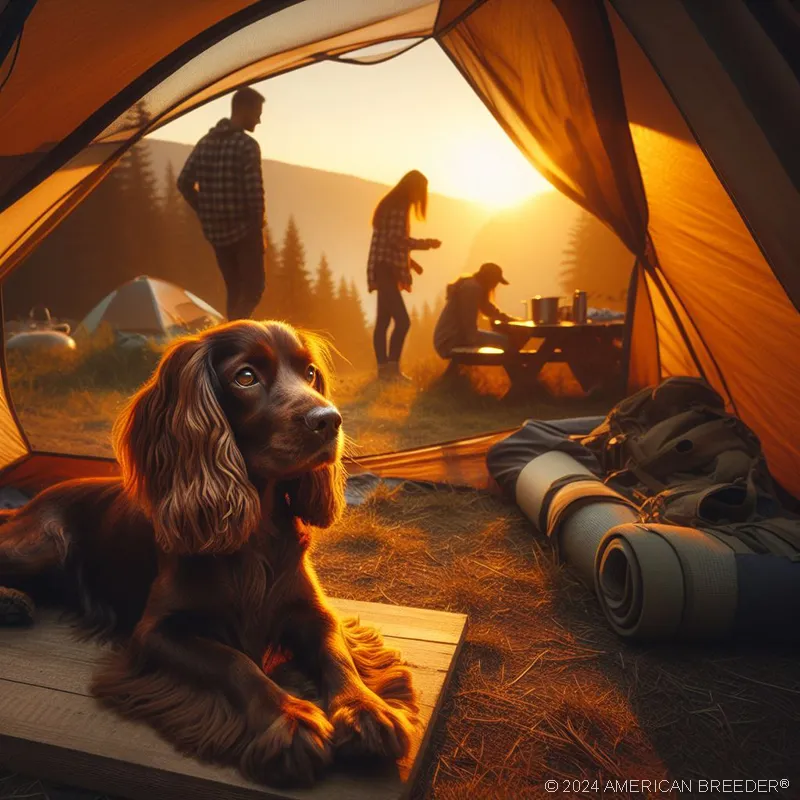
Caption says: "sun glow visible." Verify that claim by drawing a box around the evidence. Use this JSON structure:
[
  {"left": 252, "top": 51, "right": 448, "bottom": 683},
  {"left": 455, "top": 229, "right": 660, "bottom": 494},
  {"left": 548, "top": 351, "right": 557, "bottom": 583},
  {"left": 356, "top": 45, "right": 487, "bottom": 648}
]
[
  {"left": 156, "top": 41, "right": 554, "bottom": 212},
  {"left": 440, "top": 133, "right": 553, "bottom": 209}
]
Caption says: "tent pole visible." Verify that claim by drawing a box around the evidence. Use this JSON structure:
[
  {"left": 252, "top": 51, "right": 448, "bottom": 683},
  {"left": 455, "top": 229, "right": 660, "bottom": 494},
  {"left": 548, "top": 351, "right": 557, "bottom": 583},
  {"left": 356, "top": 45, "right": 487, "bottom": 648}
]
[
  {"left": 0, "top": 0, "right": 36, "bottom": 69},
  {"left": 0, "top": 283, "right": 33, "bottom": 456}
]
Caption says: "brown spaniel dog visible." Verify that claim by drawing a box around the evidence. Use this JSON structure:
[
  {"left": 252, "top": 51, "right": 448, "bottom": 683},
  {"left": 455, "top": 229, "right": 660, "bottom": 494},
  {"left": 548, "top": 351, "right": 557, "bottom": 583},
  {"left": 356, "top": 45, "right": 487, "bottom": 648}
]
[{"left": 0, "top": 320, "right": 418, "bottom": 787}]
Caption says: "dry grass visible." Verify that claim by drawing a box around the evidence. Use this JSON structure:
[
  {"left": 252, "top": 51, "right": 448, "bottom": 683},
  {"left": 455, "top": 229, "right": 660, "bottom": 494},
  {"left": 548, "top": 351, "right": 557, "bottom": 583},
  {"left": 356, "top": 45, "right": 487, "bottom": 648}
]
[
  {"left": 4, "top": 351, "right": 796, "bottom": 798},
  {"left": 330, "top": 357, "right": 609, "bottom": 457},
  {"left": 9, "top": 353, "right": 609, "bottom": 459},
  {"left": 313, "top": 486, "right": 800, "bottom": 799},
  {"left": 2, "top": 478, "right": 799, "bottom": 800}
]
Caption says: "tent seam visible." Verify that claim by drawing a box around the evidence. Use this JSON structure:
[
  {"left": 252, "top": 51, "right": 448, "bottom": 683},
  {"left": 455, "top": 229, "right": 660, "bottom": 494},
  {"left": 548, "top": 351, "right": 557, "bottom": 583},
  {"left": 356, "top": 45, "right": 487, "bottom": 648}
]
[{"left": 648, "top": 262, "right": 740, "bottom": 418}]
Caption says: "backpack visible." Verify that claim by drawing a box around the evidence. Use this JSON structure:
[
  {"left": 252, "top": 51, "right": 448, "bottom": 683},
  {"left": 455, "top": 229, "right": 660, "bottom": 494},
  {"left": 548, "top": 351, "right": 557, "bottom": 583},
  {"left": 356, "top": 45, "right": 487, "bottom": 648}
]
[{"left": 581, "top": 377, "right": 800, "bottom": 552}]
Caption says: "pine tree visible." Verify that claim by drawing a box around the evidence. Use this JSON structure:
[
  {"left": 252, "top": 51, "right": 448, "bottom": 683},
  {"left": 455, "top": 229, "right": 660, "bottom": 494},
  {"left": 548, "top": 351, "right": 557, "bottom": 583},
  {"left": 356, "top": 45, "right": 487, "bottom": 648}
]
[
  {"left": 117, "top": 106, "right": 165, "bottom": 279},
  {"left": 336, "top": 277, "right": 349, "bottom": 303},
  {"left": 420, "top": 301, "right": 433, "bottom": 330},
  {"left": 6, "top": 158, "right": 130, "bottom": 322},
  {"left": 560, "top": 213, "right": 634, "bottom": 310},
  {"left": 347, "top": 279, "right": 369, "bottom": 337},
  {"left": 264, "top": 222, "right": 281, "bottom": 319},
  {"left": 329, "top": 277, "right": 355, "bottom": 370},
  {"left": 161, "top": 161, "right": 198, "bottom": 290},
  {"left": 309, "top": 253, "right": 337, "bottom": 335},
  {"left": 251, "top": 222, "right": 281, "bottom": 321},
  {"left": 339, "top": 279, "right": 372, "bottom": 370},
  {"left": 276, "top": 216, "right": 313, "bottom": 324}
]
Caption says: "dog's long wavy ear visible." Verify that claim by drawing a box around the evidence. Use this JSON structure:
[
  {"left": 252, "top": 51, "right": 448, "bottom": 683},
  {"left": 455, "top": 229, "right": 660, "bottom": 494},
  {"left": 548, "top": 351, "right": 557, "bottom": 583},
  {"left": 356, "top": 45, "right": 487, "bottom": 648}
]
[
  {"left": 288, "top": 459, "right": 346, "bottom": 529},
  {"left": 288, "top": 332, "right": 346, "bottom": 528},
  {"left": 112, "top": 335, "right": 261, "bottom": 555}
]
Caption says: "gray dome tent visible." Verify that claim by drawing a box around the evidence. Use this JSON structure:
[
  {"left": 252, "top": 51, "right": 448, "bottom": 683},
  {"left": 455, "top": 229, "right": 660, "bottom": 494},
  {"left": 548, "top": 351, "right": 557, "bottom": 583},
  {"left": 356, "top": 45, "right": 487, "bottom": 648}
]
[
  {"left": 0, "top": 0, "right": 797, "bottom": 501},
  {"left": 77, "top": 275, "right": 224, "bottom": 342}
]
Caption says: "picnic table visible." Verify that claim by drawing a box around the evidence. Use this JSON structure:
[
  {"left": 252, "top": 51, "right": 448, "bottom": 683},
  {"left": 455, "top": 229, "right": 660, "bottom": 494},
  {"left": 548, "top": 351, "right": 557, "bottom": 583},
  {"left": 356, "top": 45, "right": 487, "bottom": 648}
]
[{"left": 448, "top": 318, "right": 626, "bottom": 397}]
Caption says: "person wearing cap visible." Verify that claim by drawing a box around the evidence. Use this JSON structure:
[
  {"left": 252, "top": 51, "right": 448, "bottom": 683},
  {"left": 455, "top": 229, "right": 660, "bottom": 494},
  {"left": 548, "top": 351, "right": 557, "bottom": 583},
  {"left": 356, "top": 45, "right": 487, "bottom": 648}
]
[{"left": 433, "top": 262, "right": 517, "bottom": 358}]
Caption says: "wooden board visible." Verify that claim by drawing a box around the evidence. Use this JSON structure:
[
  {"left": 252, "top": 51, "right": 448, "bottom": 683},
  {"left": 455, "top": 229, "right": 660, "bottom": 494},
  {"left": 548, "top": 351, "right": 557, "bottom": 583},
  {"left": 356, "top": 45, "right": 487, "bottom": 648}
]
[{"left": 0, "top": 598, "right": 467, "bottom": 800}]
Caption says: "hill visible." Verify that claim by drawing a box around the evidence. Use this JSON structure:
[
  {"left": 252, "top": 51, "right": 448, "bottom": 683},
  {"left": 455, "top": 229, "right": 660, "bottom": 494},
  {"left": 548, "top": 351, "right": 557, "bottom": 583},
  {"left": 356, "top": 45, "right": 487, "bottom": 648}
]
[
  {"left": 7, "top": 138, "right": 609, "bottom": 333},
  {"left": 464, "top": 192, "right": 584, "bottom": 315},
  {"left": 146, "top": 138, "right": 495, "bottom": 316}
]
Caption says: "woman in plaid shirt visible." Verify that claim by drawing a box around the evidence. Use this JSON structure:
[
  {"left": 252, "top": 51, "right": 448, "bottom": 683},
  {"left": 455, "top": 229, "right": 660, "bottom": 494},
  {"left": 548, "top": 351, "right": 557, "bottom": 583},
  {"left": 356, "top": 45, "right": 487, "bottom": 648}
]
[{"left": 367, "top": 170, "right": 441, "bottom": 381}]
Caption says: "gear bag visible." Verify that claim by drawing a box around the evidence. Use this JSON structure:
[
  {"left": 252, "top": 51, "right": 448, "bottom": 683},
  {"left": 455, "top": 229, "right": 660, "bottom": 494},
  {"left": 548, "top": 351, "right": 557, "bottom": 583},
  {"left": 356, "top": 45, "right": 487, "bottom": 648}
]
[{"left": 581, "top": 377, "right": 800, "bottom": 552}]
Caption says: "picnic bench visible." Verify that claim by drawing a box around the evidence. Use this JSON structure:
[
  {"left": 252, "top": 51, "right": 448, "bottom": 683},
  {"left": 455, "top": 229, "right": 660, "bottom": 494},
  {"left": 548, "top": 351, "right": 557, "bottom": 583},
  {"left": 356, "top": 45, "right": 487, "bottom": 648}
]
[{"left": 447, "top": 319, "right": 626, "bottom": 397}]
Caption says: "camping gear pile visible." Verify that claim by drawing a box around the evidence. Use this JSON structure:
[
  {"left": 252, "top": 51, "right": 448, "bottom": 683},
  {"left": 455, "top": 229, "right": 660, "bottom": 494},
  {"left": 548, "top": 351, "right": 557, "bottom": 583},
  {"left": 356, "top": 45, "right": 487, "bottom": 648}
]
[
  {"left": 487, "top": 378, "right": 800, "bottom": 642},
  {"left": 5, "top": 306, "right": 72, "bottom": 337}
]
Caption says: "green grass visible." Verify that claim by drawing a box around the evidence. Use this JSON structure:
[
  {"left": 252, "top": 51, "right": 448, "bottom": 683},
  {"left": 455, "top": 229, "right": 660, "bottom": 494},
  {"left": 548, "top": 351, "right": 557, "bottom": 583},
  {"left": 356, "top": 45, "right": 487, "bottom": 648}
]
[{"left": 7, "top": 340, "right": 610, "bottom": 459}]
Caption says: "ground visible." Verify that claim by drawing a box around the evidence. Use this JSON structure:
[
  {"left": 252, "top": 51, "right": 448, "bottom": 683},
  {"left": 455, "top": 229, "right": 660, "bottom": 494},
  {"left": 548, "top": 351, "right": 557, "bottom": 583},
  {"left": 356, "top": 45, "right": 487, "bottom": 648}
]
[
  {"left": 3, "top": 486, "right": 799, "bottom": 800},
  {"left": 6, "top": 350, "right": 603, "bottom": 458},
  {"left": 2, "top": 356, "right": 799, "bottom": 799},
  {"left": 321, "top": 488, "right": 800, "bottom": 799}
]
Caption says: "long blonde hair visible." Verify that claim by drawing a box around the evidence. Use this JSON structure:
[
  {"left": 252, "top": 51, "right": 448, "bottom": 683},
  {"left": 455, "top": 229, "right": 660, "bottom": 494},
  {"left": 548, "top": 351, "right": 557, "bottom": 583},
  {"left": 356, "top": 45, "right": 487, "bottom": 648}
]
[{"left": 372, "top": 170, "right": 428, "bottom": 227}]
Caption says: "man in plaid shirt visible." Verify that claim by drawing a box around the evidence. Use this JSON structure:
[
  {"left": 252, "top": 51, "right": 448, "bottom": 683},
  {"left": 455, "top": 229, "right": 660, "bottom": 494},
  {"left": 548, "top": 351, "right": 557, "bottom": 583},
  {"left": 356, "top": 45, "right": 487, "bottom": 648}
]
[{"left": 178, "top": 87, "right": 266, "bottom": 320}]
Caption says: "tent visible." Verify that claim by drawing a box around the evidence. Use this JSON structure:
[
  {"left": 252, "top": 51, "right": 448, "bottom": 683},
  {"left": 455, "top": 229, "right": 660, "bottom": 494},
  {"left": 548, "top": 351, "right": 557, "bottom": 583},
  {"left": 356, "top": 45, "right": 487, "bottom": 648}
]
[
  {"left": 0, "top": 0, "right": 798, "bottom": 498},
  {"left": 76, "top": 275, "right": 224, "bottom": 340}
]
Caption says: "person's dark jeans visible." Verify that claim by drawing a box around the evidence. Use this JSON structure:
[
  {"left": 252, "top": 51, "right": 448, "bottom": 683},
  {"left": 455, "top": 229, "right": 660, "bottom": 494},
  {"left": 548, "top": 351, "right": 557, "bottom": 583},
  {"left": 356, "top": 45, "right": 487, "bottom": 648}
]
[
  {"left": 212, "top": 226, "right": 266, "bottom": 320},
  {"left": 373, "top": 277, "right": 410, "bottom": 365}
]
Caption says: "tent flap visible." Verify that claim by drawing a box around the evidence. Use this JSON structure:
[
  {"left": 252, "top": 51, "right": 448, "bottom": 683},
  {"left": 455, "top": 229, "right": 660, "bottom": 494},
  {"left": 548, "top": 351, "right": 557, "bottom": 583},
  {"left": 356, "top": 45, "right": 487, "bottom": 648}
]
[
  {"left": 437, "top": 0, "right": 649, "bottom": 257},
  {"left": 0, "top": 0, "right": 798, "bottom": 501},
  {"left": 609, "top": 0, "right": 800, "bottom": 309}
]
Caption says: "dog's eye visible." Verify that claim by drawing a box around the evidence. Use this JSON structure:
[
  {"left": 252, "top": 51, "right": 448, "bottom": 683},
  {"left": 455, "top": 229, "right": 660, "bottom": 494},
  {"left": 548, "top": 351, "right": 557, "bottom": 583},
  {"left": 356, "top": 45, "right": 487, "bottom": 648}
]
[
  {"left": 234, "top": 368, "right": 258, "bottom": 387},
  {"left": 305, "top": 365, "right": 318, "bottom": 385}
]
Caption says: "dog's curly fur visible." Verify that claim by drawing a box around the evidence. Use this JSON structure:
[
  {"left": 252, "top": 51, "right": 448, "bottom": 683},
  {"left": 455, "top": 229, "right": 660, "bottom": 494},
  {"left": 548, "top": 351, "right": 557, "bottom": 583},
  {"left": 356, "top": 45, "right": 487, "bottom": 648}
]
[{"left": 0, "top": 320, "right": 419, "bottom": 787}]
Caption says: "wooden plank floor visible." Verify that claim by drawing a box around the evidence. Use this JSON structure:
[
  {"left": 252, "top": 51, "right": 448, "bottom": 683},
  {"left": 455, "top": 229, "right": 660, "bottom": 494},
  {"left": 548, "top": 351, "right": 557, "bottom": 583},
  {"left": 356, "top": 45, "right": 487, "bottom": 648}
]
[{"left": 0, "top": 598, "right": 467, "bottom": 800}]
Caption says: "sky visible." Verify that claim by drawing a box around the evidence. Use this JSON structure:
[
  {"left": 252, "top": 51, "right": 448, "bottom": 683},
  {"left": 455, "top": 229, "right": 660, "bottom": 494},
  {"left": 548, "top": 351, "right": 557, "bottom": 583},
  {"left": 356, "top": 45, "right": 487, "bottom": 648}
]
[{"left": 155, "top": 40, "right": 553, "bottom": 210}]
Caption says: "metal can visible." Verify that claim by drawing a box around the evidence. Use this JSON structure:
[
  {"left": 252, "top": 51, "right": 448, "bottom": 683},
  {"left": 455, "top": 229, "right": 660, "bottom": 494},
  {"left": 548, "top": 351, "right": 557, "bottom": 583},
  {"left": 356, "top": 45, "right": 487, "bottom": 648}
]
[{"left": 573, "top": 290, "right": 588, "bottom": 324}]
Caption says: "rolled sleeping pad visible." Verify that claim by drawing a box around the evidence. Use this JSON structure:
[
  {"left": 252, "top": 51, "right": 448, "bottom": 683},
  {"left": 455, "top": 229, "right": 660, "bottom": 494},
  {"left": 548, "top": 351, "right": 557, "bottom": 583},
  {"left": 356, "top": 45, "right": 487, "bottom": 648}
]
[
  {"left": 515, "top": 450, "right": 639, "bottom": 584},
  {"left": 486, "top": 417, "right": 606, "bottom": 495},
  {"left": 512, "top": 450, "right": 800, "bottom": 643},
  {"left": 594, "top": 522, "right": 800, "bottom": 642}
]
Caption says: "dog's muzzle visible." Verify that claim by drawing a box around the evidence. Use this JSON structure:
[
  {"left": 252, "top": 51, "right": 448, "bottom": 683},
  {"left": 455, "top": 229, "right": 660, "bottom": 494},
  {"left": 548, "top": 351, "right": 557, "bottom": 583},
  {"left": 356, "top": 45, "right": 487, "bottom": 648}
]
[{"left": 303, "top": 407, "right": 343, "bottom": 444}]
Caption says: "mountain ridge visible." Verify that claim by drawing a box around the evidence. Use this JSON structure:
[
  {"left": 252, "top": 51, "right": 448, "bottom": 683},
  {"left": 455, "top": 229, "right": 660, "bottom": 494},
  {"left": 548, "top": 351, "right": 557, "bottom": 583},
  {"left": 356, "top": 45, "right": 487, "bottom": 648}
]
[
  {"left": 145, "top": 137, "right": 594, "bottom": 319},
  {"left": 146, "top": 138, "right": 494, "bottom": 314}
]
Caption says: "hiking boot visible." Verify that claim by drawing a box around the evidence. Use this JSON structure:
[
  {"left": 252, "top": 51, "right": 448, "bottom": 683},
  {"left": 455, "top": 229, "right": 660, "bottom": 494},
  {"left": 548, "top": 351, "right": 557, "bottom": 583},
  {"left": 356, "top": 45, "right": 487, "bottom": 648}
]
[
  {"left": 377, "top": 363, "right": 393, "bottom": 381},
  {"left": 386, "top": 361, "right": 413, "bottom": 384}
]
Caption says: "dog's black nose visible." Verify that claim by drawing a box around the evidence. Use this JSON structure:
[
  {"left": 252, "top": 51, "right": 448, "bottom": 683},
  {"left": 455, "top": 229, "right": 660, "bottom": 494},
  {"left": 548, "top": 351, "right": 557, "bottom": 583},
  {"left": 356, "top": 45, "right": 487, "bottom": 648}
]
[{"left": 304, "top": 407, "right": 342, "bottom": 440}]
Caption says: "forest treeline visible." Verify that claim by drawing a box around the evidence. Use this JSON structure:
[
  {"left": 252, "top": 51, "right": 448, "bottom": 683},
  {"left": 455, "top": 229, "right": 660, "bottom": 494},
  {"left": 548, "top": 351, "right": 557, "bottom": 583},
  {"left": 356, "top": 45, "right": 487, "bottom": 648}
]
[{"left": 7, "top": 127, "right": 628, "bottom": 372}]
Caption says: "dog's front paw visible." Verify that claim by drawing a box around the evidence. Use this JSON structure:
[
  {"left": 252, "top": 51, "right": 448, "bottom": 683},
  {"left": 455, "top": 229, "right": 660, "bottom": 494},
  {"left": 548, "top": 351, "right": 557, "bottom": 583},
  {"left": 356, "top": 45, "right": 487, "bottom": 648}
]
[
  {"left": 330, "top": 690, "right": 417, "bottom": 762},
  {"left": 0, "top": 587, "right": 35, "bottom": 626},
  {"left": 241, "top": 696, "right": 334, "bottom": 787}
]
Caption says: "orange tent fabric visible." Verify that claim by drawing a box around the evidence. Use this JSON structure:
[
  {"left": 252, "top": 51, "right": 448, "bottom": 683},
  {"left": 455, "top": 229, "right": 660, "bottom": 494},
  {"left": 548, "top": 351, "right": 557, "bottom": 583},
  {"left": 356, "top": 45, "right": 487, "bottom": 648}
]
[{"left": 0, "top": 0, "right": 798, "bottom": 497}]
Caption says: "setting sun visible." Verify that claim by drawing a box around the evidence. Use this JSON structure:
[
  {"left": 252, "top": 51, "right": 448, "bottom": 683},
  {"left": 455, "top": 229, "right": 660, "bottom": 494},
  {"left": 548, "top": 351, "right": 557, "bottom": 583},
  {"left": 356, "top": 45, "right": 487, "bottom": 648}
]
[
  {"left": 442, "top": 132, "right": 553, "bottom": 209},
  {"left": 156, "top": 41, "right": 554, "bottom": 211}
]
